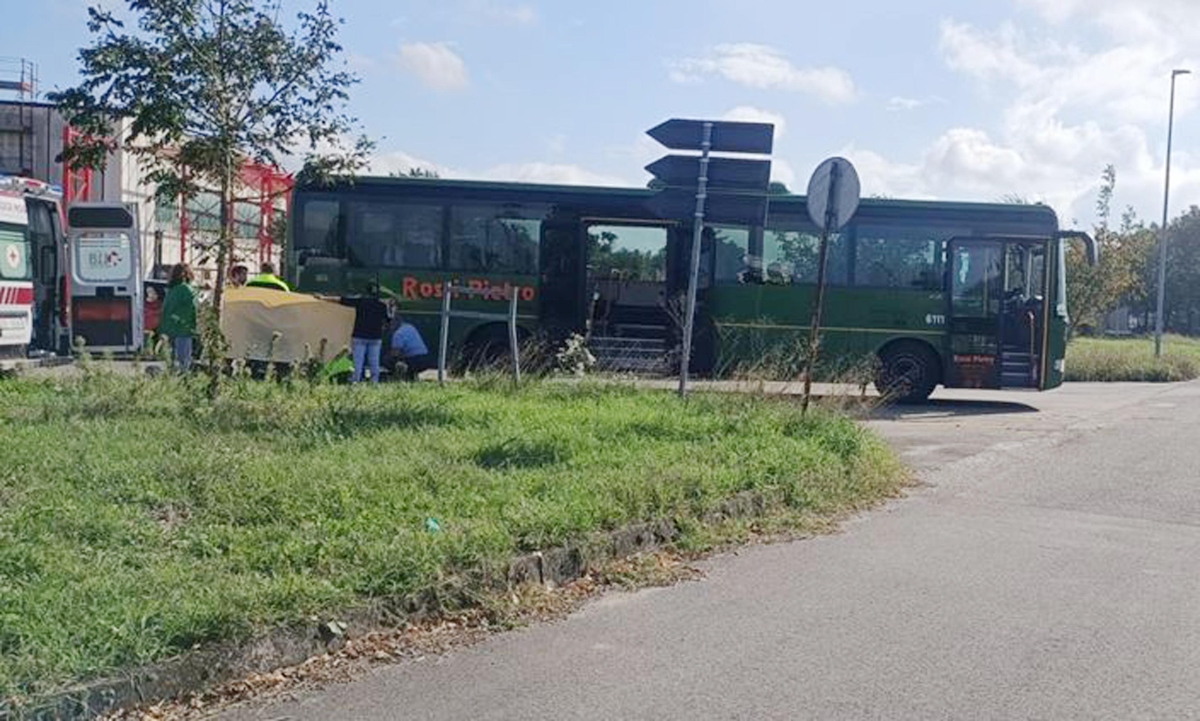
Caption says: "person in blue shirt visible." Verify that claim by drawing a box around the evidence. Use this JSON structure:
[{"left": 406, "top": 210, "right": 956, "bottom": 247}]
[{"left": 388, "top": 312, "right": 432, "bottom": 381}]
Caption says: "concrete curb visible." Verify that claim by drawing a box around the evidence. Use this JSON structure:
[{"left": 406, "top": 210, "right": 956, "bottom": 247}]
[
  {"left": 0, "top": 356, "right": 72, "bottom": 374},
  {"left": 9, "top": 494, "right": 767, "bottom": 720}
]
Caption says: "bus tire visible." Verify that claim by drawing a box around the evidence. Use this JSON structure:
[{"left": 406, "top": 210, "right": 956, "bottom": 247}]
[
  {"left": 875, "top": 341, "right": 941, "bottom": 404},
  {"left": 460, "top": 324, "right": 524, "bottom": 373}
]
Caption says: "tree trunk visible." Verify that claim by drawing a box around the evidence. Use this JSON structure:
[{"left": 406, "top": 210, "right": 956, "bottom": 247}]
[
  {"left": 212, "top": 157, "right": 234, "bottom": 316},
  {"left": 206, "top": 154, "right": 236, "bottom": 399}
]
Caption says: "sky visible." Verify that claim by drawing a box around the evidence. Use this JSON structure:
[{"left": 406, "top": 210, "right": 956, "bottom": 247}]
[{"left": 5, "top": 0, "right": 1200, "bottom": 229}]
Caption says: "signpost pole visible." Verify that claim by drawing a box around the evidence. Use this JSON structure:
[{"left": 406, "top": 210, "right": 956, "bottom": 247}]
[
  {"left": 796, "top": 156, "right": 859, "bottom": 413},
  {"left": 437, "top": 281, "right": 452, "bottom": 386},
  {"left": 802, "top": 164, "right": 842, "bottom": 416},
  {"left": 508, "top": 287, "right": 521, "bottom": 385},
  {"left": 678, "top": 121, "right": 713, "bottom": 399}
]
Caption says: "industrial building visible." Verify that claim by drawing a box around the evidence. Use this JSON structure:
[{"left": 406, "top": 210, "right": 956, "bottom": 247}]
[{"left": 0, "top": 58, "right": 290, "bottom": 285}]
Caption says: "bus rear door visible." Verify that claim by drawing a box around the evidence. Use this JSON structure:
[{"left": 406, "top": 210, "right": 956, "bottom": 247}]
[{"left": 67, "top": 202, "right": 144, "bottom": 354}]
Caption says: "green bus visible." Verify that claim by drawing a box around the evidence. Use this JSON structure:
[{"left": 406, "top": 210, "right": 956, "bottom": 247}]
[{"left": 287, "top": 176, "right": 1096, "bottom": 401}]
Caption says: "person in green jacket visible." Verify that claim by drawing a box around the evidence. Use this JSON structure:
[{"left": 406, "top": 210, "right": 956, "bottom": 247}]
[{"left": 159, "top": 263, "right": 197, "bottom": 371}]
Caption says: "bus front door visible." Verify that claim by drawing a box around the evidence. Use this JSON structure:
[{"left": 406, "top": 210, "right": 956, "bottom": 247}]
[
  {"left": 947, "top": 238, "right": 1047, "bottom": 390},
  {"left": 947, "top": 239, "right": 1002, "bottom": 389}
]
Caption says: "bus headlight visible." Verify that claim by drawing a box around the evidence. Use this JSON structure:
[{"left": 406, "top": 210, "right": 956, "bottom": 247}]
[{"left": 1053, "top": 359, "right": 1065, "bottom": 373}]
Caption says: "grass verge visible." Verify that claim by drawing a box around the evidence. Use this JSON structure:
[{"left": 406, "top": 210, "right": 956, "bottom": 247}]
[
  {"left": 0, "top": 369, "right": 906, "bottom": 703},
  {"left": 1066, "top": 334, "right": 1200, "bottom": 382}
]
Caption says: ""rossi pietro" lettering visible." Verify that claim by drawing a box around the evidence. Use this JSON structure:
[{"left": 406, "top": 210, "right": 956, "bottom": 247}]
[{"left": 400, "top": 277, "right": 536, "bottom": 302}]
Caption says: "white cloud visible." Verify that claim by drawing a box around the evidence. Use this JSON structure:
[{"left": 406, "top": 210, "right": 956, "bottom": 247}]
[
  {"left": 367, "top": 150, "right": 631, "bottom": 187},
  {"left": 938, "top": 18, "right": 1197, "bottom": 125},
  {"left": 480, "top": 163, "right": 628, "bottom": 186},
  {"left": 939, "top": 20, "right": 1050, "bottom": 88},
  {"left": 769, "top": 159, "right": 796, "bottom": 189},
  {"left": 398, "top": 42, "right": 469, "bottom": 91},
  {"left": 670, "top": 44, "right": 856, "bottom": 104},
  {"left": 845, "top": 10, "right": 1200, "bottom": 224},
  {"left": 886, "top": 96, "right": 924, "bottom": 112},
  {"left": 1017, "top": 0, "right": 1200, "bottom": 43},
  {"left": 721, "top": 106, "right": 787, "bottom": 139},
  {"left": 367, "top": 150, "right": 451, "bottom": 178}
]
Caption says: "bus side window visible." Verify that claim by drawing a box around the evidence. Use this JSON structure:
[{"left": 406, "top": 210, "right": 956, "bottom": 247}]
[
  {"left": 299, "top": 200, "right": 340, "bottom": 262},
  {"left": 762, "top": 229, "right": 849, "bottom": 286},
  {"left": 709, "top": 226, "right": 750, "bottom": 285},
  {"left": 853, "top": 227, "right": 945, "bottom": 290},
  {"left": 450, "top": 205, "right": 542, "bottom": 275},
  {"left": 345, "top": 201, "right": 442, "bottom": 269}
]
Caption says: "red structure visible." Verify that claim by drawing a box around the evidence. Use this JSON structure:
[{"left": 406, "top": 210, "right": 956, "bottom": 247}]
[
  {"left": 61, "top": 126, "right": 97, "bottom": 206},
  {"left": 60, "top": 124, "right": 293, "bottom": 270},
  {"left": 174, "top": 161, "right": 292, "bottom": 267},
  {"left": 241, "top": 161, "right": 294, "bottom": 267}
]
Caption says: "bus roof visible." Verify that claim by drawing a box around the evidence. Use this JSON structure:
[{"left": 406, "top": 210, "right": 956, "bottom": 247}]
[{"left": 296, "top": 175, "right": 1061, "bottom": 228}]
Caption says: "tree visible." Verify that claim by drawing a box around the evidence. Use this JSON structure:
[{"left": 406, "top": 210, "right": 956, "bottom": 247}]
[
  {"left": 587, "top": 230, "right": 665, "bottom": 280},
  {"left": 52, "top": 0, "right": 371, "bottom": 320},
  {"left": 1162, "top": 206, "right": 1200, "bottom": 333},
  {"left": 392, "top": 167, "right": 440, "bottom": 179},
  {"left": 1065, "top": 166, "right": 1155, "bottom": 333}
]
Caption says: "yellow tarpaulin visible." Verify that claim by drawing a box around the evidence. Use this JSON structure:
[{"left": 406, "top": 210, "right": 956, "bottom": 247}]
[{"left": 221, "top": 287, "right": 354, "bottom": 363}]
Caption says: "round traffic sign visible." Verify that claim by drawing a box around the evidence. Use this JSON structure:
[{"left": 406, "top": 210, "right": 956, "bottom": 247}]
[{"left": 806, "top": 157, "right": 861, "bottom": 231}]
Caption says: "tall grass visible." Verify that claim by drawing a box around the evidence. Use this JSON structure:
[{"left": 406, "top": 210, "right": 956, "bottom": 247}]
[
  {"left": 1066, "top": 334, "right": 1200, "bottom": 382},
  {"left": 0, "top": 369, "right": 905, "bottom": 699}
]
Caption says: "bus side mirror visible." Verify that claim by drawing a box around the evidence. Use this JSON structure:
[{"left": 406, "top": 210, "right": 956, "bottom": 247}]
[{"left": 1057, "top": 231, "right": 1098, "bottom": 267}]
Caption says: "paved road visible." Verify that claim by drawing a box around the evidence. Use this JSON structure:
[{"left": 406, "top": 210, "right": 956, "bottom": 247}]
[{"left": 223, "top": 382, "right": 1200, "bottom": 720}]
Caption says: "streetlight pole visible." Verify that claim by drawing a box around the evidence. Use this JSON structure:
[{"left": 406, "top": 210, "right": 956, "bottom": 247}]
[{"left": 1155, "top": 68, "right": 1190, "bottom": 358}]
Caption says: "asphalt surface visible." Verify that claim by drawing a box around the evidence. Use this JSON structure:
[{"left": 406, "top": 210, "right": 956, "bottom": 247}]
[{"left": 218, "top": 381, "right": 1200, "bottom": 719}]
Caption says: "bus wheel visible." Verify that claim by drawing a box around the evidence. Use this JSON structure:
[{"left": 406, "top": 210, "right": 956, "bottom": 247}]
[
  {"left": 875, "top": 342, "right": 940, "bottom": 404},
  {"left": 461, "top": 326, "right": 516, "bottom": 373}
]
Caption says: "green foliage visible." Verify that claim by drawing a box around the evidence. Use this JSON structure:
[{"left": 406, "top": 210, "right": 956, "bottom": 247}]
[
  {"left": 1160, "top": 206, "right": 1200, "bottom": 334},
  {"left": 393, "top": 167, "right": 440, "bottom": 179},
  {"left": 769, "top": 230, "right": 850, "bottom": 283},
  {"left": 0, "top": 374, "right": 904, "bottom": 700},
  {"left": 1066, "top": 335, "right": 1200, "bottom": 382},
  {"left": 587, "top": 230, "right": 666, "bottom": 280},
  {"left": 51, "top": 0, "right": 371, "bottom": 322},
  {"left": 1065, "top": 166, "right": 1156, "bottom": 332}
]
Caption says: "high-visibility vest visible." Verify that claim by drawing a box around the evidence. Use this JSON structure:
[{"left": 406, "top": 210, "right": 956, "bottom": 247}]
[{"left": 246, "top": 273, "right": 290, "bottom": 292}]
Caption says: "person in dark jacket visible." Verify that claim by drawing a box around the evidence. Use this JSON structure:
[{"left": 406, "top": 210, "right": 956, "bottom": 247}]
[
  {"left": 340, "top": 281, "right": 390, "bottom": 383},
  {"left": 158, "top": 263, "right": 197, "bottom": 371}
]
